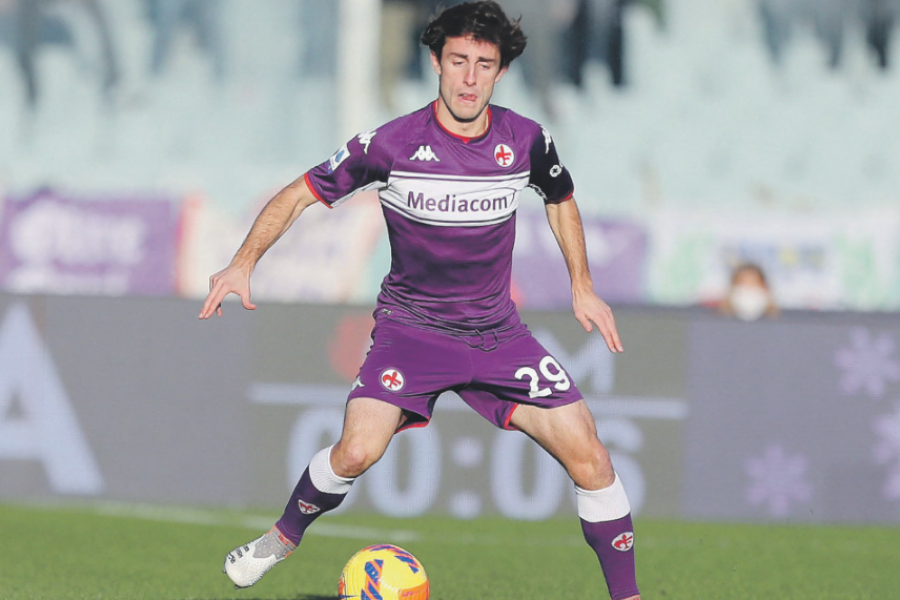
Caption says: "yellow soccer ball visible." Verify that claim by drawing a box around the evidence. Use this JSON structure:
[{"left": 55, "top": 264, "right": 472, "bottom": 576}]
[{"left": 338, "top": 544, "right": 429, "bottom": 600}]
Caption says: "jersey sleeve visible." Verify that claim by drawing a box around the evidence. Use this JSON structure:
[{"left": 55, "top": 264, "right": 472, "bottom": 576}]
[
  {"left": 304, "top": 128, "right": 391, "bottom": 208},
  {"left": 527, "top": 125, "right": 575, "bottom": 204}
]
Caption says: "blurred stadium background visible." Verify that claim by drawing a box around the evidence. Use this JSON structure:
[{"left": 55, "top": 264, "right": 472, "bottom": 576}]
[{"left": 3, "top": 0, "right": 900, "bottom": 530}]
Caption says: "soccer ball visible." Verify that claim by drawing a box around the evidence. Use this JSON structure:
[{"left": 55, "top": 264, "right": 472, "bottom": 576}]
[{"left": 338, "top": 544, "right": 429, "bottom": 600}]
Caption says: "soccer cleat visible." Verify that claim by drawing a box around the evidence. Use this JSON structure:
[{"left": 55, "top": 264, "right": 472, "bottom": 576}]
[{"left": 222, "top": 527, "right": 296, "bottom": 588}]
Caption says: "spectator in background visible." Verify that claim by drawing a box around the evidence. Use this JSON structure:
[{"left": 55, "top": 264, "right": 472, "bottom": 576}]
[
  {"left": 757, "top": 0, "right": 900, "bottom": 71},
  {"left": 813, "top": 0, "right": 848, "bottom": 69},
  {"left": 297, "top": 0, "right": 337, "bottom": 78},
  {"left": 380, "top": 0, "right": 423, "bottom": 114},
  {"left": 145, "top": 0, "right": 224, "bottom": 82},
  {"left": 0, "top": 0, "right": 119, "bottom": 112},
  {"left": 562, "top": 0, "right": 663, "bottom": 90},
  {"left": 757, "top": 0, "right": 795, "bottom": 65},
  {"left": 863, "top": 0, "right": 900, "bottom": 68},
  {"left": 503, "top": 0, "right": 567, "bottom": 120},
  {"left": 718, "top": 263, "right": 780, "bottom": 322},
  {"left": 565, "top": 0, "right": 625, "bottom": 88},
  {"left": 757, "top": 0, "right": 848, "bottom": 69}
]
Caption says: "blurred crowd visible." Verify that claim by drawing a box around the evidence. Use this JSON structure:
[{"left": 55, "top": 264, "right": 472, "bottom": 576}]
[
  {"left": 304, "top": 0, "right": 664, "bottom": 120},
  {"left": 0, "top": 0, "right": 120, "bottom": 111},
  {"left": 759, "top": 0, "right": 900, "bottom": 70},
  {"left": 0, "top": 0, "right": 224, "bottom": 113},
  {"left": 0, "top": 0, "right": 898, "bottom": 117}
]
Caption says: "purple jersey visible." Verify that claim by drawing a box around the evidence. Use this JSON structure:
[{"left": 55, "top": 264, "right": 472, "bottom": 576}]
[{"left": 305, "top": 102, "right": 574, "bottom": 332}]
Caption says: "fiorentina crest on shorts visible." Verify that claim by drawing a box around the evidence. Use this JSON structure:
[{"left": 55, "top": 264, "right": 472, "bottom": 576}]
[
  {"left": 298, "top": 499, "right": 321, "bottom": 515},
  {"left": 612, "top": 531, "right": 634, "bottom": 552},
  {"left": 380, "top": 369, "right": 405, "bottom": 391}
]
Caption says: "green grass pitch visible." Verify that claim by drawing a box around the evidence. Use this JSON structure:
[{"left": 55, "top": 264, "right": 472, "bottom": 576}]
[{"left": 1, "top": 502, "right": 897, "bottom": 599}]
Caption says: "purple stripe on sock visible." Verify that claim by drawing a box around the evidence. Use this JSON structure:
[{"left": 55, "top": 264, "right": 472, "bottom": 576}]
[
  {"left": 581, "top": 514, "right": 640, "bottom": 600},
  {"left": 275, "top": 468, "right": 347, "bottom": 545}
]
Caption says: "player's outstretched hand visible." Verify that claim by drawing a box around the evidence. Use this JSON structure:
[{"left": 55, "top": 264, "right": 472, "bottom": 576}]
[
  {"left": 199, "top": 264, "right": 256, "bottom": 319},
  {"left": 573, "top": 289, "right": 623, "bottom": 353}
]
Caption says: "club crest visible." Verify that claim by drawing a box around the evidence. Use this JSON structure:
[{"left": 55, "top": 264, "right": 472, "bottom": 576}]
[{"left": 380, "top": 369, "right": 405, "bottom": 391}]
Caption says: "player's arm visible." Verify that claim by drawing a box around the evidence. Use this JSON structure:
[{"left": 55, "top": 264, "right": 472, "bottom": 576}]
[
  {"left": 545, "top": 199, "right": 623, "bottom": 353},
  {"left": 199, "top": 175, "right": 320, "bottom": 319}
]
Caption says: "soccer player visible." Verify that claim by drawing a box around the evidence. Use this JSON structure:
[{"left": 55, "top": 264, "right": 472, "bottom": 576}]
[{"left": 199, "top": 2, "right": 640, "bottom": 599}]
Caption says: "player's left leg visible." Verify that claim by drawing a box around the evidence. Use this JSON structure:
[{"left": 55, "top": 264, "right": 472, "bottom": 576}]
[{"left": 509, "top": 400, "right": 640, "bottom": 600}]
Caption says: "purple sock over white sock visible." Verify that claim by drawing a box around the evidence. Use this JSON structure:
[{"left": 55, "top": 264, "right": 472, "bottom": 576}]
[
  {"left": 275, "top": 446, "right": 354, "bottom": 545},
  {"left": 576, "top": 474, "right": 640, "bottom": 600}
]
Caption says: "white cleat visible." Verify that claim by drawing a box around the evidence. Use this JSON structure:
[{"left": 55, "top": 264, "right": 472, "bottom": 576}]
[{"left": 223, "top": 527, "right": 296, "bottom": 589}]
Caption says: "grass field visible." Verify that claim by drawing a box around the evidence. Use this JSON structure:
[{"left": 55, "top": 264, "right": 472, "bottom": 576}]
[{"left": 1, "top": 502, "right": 897, "bottom": 600}]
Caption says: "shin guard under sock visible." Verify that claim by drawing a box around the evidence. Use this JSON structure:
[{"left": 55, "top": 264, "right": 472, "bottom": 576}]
[
  {"left": 275, "top": 445, "right": 354, "bottom": 545},
  {"left": 576, "top": 473, "right": 640, "bottom": 600}
]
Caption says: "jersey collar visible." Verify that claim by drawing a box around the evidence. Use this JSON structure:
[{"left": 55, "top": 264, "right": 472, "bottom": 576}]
[{"left": 431, "top": 100, "right": 492, "bottom": 144}]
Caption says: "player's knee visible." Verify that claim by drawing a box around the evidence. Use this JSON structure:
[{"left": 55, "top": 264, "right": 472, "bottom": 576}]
[
  {"left": 567, "top": 438, "right": 614, "bottom": 489},
  {"left": 333, "top": 441, "right": 380, "bottom": 478}
]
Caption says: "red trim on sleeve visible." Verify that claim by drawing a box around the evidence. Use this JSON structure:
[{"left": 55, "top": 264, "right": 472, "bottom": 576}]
[
  {"left": 545, "top": 189, "right": 575, "bottom": 205},
  {"left": 303, "top": 171, "right": 331, "bottom": 208}
]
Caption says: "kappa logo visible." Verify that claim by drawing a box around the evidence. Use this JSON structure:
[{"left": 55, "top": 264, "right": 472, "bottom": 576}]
[
  {"left": 494, "top": 144, "right": 514, "bottom": 167},
  {"left": 298, "top": 499, "right": 321, "bottom": 515},
  {"left": 328, "top": 144, "right": 350, "bottom": 173},
  {"left": 350, "top": 376, "right": 365, "bottom": 392},
  {"left": 409, "top": 145, "right": 440, "bottom": 162},
  {"left": 380, "top": 369, "right": 405, "bottom": 391},
  {"left": 358, "top": 130, "right": 377, "bottom": 154},
  {"left": 612, "top": 531, "right": 635, "bottom": 552}
]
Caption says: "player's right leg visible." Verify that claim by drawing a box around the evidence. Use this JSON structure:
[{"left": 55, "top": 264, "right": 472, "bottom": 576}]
[{"left": 223, "top": 397, "right": 402, "bottom": 589}]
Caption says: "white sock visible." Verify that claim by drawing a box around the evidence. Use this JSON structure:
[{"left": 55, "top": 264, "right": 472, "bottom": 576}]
[
  {"left": 308, "top": 445, "right": 355, "bottom": 495},
  {"left": 575, "top": 472, "right": 632, "bottom": 522}
]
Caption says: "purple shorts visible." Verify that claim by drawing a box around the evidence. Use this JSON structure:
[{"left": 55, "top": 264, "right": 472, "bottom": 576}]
[{"left": 347, "top": 317, "right": 583, "bottom": 431}]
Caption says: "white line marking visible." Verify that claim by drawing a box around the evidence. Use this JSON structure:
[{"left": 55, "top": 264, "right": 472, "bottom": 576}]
[
  {"left": 88, "top": 502, "right": 421, "bottom": 542},
  {"left": 26, "top": 502, "right": 676, "bottom": 549}
]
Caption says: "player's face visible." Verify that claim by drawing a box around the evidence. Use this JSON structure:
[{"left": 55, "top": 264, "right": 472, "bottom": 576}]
[{"left": 431, "top": 35, "right": 508, "bottom": 132}]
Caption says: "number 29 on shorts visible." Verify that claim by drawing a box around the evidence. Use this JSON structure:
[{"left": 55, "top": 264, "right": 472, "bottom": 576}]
[{"left": 514, "top": 356, "right": 571, "bottom": 398}]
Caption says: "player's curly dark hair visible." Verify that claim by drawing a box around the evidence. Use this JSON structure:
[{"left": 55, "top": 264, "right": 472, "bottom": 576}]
[{"left": 421, "top": 1, "right": 527, "bottom": 69}]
